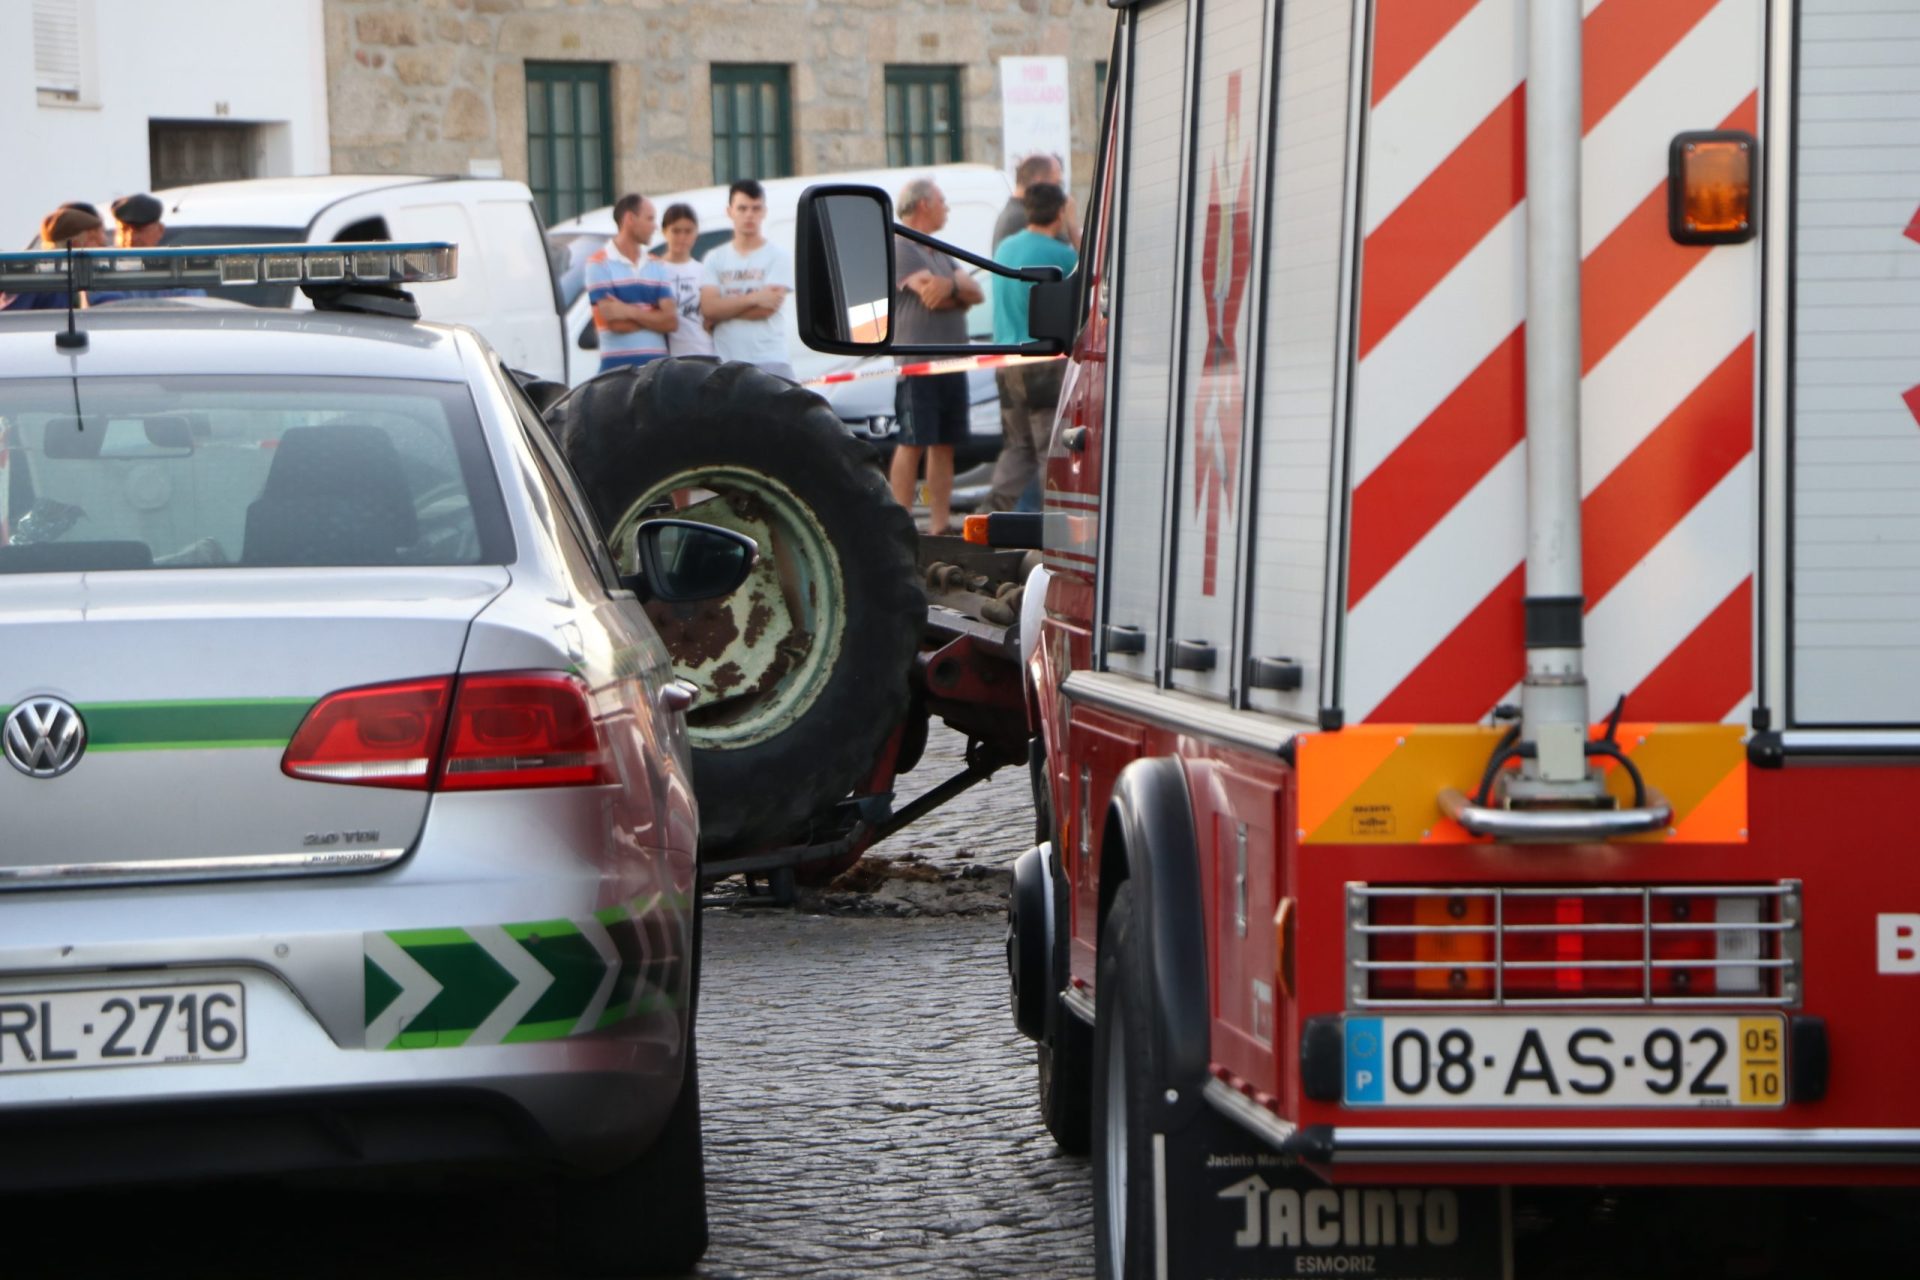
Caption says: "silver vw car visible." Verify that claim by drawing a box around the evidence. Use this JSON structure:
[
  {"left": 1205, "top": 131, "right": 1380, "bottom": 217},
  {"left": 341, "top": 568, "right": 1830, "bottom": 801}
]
[{"left": 0, "top": 244, "right": 747, "bottom": 1277}]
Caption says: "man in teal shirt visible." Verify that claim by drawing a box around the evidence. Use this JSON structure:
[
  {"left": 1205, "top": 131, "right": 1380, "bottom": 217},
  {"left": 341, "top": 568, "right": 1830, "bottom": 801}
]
[{"left": 989, "top": 183, "right": 1077, "bottom": 512}]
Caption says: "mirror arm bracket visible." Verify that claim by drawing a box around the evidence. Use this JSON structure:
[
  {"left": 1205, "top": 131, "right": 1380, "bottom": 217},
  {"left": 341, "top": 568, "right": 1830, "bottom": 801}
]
[{"left": 891, "top": 222, "right": 1064, "bottom": 284}]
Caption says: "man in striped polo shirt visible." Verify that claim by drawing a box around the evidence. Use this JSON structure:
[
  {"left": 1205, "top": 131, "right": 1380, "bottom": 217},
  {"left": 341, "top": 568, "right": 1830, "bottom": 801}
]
[{"left": 585, "top": 193, "right": 677, "bottom": 373}]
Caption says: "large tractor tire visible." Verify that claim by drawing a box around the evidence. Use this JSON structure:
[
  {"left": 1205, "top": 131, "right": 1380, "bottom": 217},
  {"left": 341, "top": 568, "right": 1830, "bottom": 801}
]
[{"left": 551, "top": 360, "right": 923, "bottom": 856}]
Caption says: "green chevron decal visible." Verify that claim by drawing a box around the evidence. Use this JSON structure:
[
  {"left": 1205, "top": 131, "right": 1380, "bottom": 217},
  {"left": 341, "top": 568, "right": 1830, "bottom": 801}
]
[{"left": 362, "top": 895, "right": 686, "bottom": 1050}]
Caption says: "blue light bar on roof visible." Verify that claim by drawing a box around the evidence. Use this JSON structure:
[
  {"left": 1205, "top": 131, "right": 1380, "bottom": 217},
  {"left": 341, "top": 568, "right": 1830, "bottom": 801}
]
[{"left": 0, "top": 242, "right": 457, "bottom": 294}]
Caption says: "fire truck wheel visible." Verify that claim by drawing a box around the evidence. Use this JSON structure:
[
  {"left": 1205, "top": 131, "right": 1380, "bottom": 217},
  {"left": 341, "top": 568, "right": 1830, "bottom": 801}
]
[
  {"left": 551, "top": 359, "right": 923, "bottom": 855},
  {"left": 1093, "top": 881, "right": 1158, "bottom": 1280}
]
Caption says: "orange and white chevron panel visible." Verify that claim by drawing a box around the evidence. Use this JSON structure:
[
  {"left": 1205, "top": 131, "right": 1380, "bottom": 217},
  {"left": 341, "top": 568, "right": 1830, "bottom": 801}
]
[
  {"left": 1296, "top": 722, "right": 1747, "bottom": 846},
  {"left": 1345, "top": 0, "right": 1763, "bottom": 727}
]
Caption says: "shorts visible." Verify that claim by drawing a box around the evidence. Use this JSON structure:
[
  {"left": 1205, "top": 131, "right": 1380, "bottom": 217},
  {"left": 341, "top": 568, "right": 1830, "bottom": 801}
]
[{"left": 895, "top": 370, "right": 972, "bottom": 448}]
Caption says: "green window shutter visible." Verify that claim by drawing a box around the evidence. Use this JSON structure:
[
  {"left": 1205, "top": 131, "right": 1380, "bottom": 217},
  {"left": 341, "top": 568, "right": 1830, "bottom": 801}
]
[
  {"left": 525, "top": 61, "right": 613, "bottom": 225},
  {"left": 884, "top": 66, "right": 964, "bottom": 168},
  {"left": 710, "top": 64, "right": 793, "bottom": 185}
]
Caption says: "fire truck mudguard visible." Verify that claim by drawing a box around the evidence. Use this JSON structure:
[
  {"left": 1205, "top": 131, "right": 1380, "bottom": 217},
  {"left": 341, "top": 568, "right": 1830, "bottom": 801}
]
[{"left": 1100, "top": 756, "right": 1212, "bottom": 1121}]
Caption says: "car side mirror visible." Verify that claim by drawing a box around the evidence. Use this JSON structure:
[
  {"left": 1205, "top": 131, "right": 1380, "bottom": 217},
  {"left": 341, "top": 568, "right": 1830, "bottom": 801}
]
[
  {"left": 794, "top": 187, "right": 896, "bottom": 355},
  {"left": 625, "top": 519, "right": 758, "bottom": 603},
  {"left": 578, "top": 317, "right": 599, "bottom": 351}
]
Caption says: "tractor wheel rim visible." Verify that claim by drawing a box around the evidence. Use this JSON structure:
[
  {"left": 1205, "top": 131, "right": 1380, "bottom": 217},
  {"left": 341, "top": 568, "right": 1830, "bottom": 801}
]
[{"left": 611, "top": 465, "right": 846, "bottom": 751}]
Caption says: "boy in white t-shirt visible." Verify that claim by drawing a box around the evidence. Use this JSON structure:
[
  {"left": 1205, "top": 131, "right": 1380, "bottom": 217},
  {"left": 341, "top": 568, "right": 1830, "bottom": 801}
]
[
  {"left": 699, "top": 179, "right": 796, "bottom": 381},
  {"left": 658, "top": 202, "right": 714, "bottom": 359}
]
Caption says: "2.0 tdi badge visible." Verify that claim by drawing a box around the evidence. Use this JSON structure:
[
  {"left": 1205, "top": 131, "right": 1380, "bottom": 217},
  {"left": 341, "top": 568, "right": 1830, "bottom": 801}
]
[{"left": 3, "top": 697, "right": 87, "bottom": 779}]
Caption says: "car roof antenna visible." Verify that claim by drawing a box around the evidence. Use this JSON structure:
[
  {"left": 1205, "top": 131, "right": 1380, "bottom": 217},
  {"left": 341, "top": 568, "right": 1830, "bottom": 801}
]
[{"left": 54, "top": 242, "right": 88, "bottom": 354}]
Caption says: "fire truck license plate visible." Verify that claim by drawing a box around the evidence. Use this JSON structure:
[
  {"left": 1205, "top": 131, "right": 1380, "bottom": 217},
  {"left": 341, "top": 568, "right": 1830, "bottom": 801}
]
[{"left": 1343, "top": 1015, "right": 1786, "bottom": 1108}]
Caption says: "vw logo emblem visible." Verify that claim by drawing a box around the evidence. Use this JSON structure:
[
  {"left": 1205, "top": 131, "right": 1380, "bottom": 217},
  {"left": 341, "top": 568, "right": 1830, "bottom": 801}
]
[{"left": 3, "top": 697, "right": 87, "bottom": 779}]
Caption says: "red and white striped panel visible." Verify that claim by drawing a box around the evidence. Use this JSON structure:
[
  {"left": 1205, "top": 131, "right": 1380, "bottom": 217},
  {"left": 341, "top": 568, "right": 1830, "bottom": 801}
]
[{"left": 1345, "top": 0, "right": 1762, "bottom": 726}]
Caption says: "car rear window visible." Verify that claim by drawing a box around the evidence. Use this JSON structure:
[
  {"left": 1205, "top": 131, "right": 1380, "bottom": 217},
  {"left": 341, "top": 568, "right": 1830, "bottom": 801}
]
[{"left": 0, "top": 376, "right": 513, "bottom": 574}]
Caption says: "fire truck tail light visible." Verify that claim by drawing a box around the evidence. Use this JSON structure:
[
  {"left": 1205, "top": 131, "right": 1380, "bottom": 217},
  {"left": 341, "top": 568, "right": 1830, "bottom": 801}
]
[
  {"left": 1669, "top": 130, "right": 1756, "bottom": 245},
  {"left": 1351, "top": 884, "right": 1800, "bottom": 1008}
]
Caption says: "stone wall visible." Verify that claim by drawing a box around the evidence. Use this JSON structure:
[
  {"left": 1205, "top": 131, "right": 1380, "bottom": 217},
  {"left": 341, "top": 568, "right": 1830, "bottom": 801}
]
[{"left": 325, "top": 0, "right": 1114, "bottom": 201}]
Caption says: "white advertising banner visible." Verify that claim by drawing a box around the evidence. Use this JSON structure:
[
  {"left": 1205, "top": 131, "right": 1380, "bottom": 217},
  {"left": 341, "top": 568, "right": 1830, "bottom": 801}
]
[{"left": 999, "top": 57, "right": 1072, "bottom": 193}]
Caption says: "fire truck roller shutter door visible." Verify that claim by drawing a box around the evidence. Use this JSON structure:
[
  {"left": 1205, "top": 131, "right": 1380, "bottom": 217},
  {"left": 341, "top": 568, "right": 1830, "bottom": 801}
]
[{"left": 1101, "top": 755, "right": 1212, "bottom": 1127}]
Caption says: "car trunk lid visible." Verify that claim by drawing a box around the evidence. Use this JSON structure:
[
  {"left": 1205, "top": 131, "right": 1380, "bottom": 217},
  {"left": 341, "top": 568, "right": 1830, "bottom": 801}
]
[{"left": 0, "top": 567, "right": 509, "bottom": 888}]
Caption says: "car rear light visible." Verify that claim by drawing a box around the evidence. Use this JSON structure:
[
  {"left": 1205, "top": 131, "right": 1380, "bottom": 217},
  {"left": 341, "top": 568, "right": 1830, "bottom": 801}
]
[
  {"left": 282, "top": 672, "right": 612, "bottom": 792},
  {"left": 281, "top": 677, "right": 452, "bottom": 789},
  {"left": 439, "top": 672, "right": 613, "bottom": 790},
  {"left": 1354, "top": 884, "right": 1799, "bottom": 1007}
]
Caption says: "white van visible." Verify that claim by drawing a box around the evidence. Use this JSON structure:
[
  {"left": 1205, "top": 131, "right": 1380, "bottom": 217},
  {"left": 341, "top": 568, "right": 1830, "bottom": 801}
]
[
  {"left": 150, "top": 175, "right": 566, "bottom": 383},
  {"left": 547, "top": 163, "right": 1012, "bottom": 464}
]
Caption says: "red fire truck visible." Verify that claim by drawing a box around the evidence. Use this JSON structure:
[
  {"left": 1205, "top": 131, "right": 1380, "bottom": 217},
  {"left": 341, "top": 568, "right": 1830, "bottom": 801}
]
[{"left": 791, "top": 0, "right": 1920, "bottom": 1274}]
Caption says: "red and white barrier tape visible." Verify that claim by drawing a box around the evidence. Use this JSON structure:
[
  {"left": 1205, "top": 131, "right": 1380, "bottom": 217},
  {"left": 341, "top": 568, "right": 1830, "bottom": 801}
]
[{"left": 803, "top": 352, "right": 1062, "bottom": 388}]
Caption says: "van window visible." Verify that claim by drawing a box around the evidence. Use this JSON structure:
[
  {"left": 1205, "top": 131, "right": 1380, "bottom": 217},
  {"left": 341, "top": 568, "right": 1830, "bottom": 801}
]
[
  {"left": 333, "top": 216, "right": 392, "bottom": 243},
  {"left": 153, "top": 225, "right": 303, "bottom": 307}
]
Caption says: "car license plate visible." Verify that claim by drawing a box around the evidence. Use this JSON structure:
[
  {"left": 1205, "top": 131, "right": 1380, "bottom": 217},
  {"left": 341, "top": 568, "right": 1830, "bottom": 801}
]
[
  {"left": 1344, "top": 1014, "right": 1785, "bottom": 1108},
  {"left": 0, "top": 982, "right": 245, "bottom": 1075}
]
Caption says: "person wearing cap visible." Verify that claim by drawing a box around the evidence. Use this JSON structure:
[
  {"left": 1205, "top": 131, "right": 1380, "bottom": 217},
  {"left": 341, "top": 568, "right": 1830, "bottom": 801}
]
[
  {"left": 0, "top": 207, "right": 106, "bottom": 311},
  {"left": 110, "top": 193, "right": 168, "bottom": 249},
  {"left": 92, "top": 193, "right": 204, "bottom": 302}
]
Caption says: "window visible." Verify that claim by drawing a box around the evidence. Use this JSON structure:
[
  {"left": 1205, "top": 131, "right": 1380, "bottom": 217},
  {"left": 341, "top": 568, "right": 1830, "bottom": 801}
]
[
  {"left": 885, "top": 66, "right": 964, "bottom": 166},
  {"left": 501, "top": 366, "right": 621, "bottom": 592},
  {"left": 1094, "top": 61, "right": 1109, "bottom": 122},
  {"left": 150, "top": 121, "right": 257, "bottom": 190},
  {"left": 33, "top": 0, "right": 93, "bottom": 106},
  {"left": 525, "top": 62, "right": 613, "bottom": 225},
  {"left": 710, "top": 64, "right": 793, "bottom": 184}
]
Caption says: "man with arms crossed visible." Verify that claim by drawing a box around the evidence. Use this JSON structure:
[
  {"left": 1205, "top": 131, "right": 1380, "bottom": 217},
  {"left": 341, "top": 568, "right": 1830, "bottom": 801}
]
[
  {"left": 699, "top": 179, "right": 796, "bottom": 380},
  {"left": 585, "top": 193, "right": 676, "bottom": 372},
  {"left": 890, "top": 177, "right": 984, "bottom": 537}
]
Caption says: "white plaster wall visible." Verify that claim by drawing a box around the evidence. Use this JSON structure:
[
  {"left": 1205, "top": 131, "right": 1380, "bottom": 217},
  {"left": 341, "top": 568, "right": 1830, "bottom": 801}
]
[{"left": 0, "top": 0, "right": 329, "bottom": 239}]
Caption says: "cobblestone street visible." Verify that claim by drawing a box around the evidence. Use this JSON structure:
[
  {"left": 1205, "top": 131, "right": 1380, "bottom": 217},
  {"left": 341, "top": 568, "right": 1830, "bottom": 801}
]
[
  {"left": 694, "top": 912, "right": 1089, "bottom": 1280},
  {"left": 690, "top": 728, "right": 1089, "bottom": 1277}
]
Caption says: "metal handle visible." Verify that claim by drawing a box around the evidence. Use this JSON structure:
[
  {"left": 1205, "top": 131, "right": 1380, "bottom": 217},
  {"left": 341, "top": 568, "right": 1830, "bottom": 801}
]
[
  {"left": 661, "top": 679, "right": 698, "bottom": 714},
  {"left": 1438, "top": 788, "right": 1672, "bottom": 842},
  {"left": 1248, "top": 656, "right": 1303, "bottom": 692},
  {"left": 1170, "top": 640, "right": 1217, "bottom": 672}
]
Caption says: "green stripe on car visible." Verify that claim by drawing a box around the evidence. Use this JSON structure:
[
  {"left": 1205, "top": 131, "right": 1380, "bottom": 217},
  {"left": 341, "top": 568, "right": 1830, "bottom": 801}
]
[
  {"left": 362, "top": 896, "right": 684, "bottom": 1051},
  {"left": 0, "top": 698, "right": 313, "bottom": 752}
]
